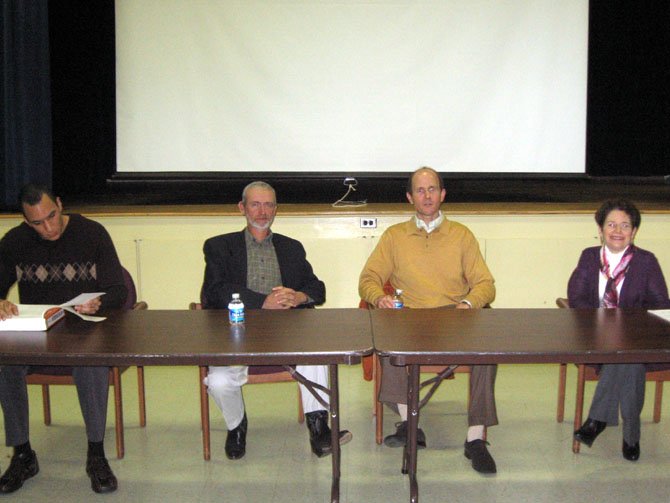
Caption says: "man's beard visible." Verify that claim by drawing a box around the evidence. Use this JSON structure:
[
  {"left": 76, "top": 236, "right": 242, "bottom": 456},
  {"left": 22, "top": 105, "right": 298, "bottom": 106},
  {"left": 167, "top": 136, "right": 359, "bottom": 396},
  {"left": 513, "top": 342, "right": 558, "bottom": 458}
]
[{"left": 247, "top": 216, "right": 274, "bottom": 230}]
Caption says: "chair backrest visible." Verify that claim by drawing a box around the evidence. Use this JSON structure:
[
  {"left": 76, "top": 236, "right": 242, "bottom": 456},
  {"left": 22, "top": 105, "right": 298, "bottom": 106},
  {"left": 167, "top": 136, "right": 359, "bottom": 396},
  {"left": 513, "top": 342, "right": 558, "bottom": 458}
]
[
  {"left": 122, "top": 267, "right": 137, "bottom": 310},
  {"left": 556, "top": 297, "right": 569, "bottom": 309},
  {"left": 121, "top": 267, "right": 148, "bottom": 310}
]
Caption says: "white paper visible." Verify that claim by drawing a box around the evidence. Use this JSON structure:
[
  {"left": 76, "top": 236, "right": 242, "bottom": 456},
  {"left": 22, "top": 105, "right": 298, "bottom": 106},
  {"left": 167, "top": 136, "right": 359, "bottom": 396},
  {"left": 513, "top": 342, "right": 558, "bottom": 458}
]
[
  {"left": 59, "top": 293, "right": 107, "bottom": 322},
  {"left": 649, "top": 310, "right": 670, "bottom": 323},
  {"left": 59, "top": 292, "right": 106, "bottom": 308}
]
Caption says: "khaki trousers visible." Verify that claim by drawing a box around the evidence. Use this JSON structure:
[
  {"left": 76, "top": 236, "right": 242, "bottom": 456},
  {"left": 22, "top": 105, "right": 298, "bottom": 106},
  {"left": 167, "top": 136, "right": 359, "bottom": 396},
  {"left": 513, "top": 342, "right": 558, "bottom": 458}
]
[{"left": 378, "top": 357, "right": 499, "bottom": 427}]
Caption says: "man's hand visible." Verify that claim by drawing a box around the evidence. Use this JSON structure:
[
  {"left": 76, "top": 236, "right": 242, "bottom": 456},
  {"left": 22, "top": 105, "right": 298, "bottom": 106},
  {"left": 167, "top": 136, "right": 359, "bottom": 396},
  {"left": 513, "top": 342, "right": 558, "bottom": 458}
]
[
  {"left": 375, "top": 295, "right": 396, "bottom": 309},
  {"left": 74, "top": 296, "right": 102, "bottom": 315},
  {"left": 456, "top": 302, "right": 471, "bottom": 310},
  {"left": 262, "top": 286, "right": 307, "bottom": 309},
  {"left": 0, "top": 300, "right": 19, "bottom": 321}
]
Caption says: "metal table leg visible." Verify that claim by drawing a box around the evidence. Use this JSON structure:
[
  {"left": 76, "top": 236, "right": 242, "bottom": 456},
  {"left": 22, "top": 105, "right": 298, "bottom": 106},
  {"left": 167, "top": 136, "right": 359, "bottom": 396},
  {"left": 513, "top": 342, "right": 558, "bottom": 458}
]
[
  {"left": 329, "top": 364, "right": 341, "bottom": 503},
  {"left": 406, "top": 364, "right": 420, "bottom": 502}
]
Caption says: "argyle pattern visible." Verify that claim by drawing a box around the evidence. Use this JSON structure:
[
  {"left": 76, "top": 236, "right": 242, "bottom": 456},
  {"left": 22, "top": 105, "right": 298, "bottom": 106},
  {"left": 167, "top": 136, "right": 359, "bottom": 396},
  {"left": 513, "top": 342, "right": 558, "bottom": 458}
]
[{"left": 16, "top": 262, "right": 97, "bottom": 284}]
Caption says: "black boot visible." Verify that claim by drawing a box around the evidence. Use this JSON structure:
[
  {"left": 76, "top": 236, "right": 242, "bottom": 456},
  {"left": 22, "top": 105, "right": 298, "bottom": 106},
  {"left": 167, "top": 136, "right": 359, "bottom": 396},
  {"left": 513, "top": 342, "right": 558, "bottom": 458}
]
[
  {"left": 574, "top": 418, "right": 606, "bottom": 447},
  {"left": 622, "top": 440, "right": 640, "bottom": 461},
  {"left": 305, "top": 410, "right": 352, "bottom": 458},
  {"left": 225, "top": 413, "right": 247, "bottom": 460}
]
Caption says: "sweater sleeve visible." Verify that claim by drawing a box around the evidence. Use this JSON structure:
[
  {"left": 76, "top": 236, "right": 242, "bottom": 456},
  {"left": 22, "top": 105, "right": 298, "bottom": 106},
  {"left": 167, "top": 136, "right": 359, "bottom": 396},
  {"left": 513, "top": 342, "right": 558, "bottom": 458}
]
[
  {"left": 358, "top": 229, "right": 395, "bottom": 306},
  {"left": 94, "top": 224, "right": 128, "bottom": 309},
  {"left": 567, "top": 249, "right": 599, "bottom": 308},
  {"left": 459, "top": 230, "right": 495, "bottom": 309},
  {"left": 640, "top": 253, "right": 670, "bottom": 309}
]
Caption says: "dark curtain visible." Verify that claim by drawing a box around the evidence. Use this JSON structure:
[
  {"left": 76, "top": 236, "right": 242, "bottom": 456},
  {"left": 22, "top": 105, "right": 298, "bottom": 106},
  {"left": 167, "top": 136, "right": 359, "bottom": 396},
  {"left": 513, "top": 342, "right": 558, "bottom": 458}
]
[
  {"left": 1, "top": 0, "right": 52, "bottom": 211},
  {"left": 49, "top": 0, "right": 116, "bottom": 201},
  {"left": 586, "top": 1, "right": 670, "bottom": 176}
]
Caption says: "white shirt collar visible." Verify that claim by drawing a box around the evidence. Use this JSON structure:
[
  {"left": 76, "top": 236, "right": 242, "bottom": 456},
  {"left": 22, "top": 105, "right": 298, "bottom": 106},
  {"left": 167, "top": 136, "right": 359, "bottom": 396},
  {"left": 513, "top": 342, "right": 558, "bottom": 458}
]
[{"left": 414, "top": 211, "right": 444, "bottom": 234}]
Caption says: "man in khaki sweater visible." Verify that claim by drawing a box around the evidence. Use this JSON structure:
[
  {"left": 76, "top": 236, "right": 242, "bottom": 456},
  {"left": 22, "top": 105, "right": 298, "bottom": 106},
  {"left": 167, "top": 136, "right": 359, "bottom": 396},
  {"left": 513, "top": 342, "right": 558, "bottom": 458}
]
[{"left": 358, "top": 167, "right": 498, "bottom": 474}]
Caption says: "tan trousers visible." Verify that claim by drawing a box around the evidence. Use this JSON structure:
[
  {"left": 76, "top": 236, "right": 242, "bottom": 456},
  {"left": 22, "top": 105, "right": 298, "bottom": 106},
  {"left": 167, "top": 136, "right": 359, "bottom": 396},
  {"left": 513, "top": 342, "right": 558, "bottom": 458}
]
[{"left": 378, "top": 357, "right": 499, "bottom": 427}]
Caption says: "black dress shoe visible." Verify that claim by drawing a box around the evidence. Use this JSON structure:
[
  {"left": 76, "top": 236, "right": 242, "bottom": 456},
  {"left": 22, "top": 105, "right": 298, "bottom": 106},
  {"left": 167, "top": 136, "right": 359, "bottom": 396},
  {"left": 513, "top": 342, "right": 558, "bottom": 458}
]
[
  {"left": 86, "top": 455, "right": 118, "bottom": 494},
  {"left": 464, "top": 439, "right": 497, "bottom": 474},
  {"left": 574, "top": 418, "right": 607, "bottom": 447},
  {"left": 0, "top": 450, "right": 39, "bottom": 493},
  {"left": 225, "top": 413, "right": 248, "bottom": 460},
  {"left": 305, "top": 410, "right": 353, "bottom": 458},
  {"left": 622, "top": 440, "right": 640, "bottom": 461},
  {"left": 382, "top": 421, "right": 427, "bottom": 449}
]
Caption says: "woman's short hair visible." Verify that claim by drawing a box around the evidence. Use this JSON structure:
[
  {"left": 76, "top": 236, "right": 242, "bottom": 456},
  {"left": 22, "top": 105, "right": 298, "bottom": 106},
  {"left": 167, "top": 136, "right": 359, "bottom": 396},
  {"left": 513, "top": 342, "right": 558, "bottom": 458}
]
[{"left": 595, "top": 199, "right": 641, "bottom": 229}]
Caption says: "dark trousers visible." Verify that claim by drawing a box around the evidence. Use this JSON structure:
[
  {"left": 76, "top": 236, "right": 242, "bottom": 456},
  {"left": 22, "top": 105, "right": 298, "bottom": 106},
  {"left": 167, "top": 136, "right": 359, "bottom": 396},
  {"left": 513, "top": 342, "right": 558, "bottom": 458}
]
[
  {"left": 588, "top": 363, "right": 646, "bottom": 444},
  {"left": 0, "top": 365, "right": 110, "bottom": 446},
  {"left": 378, "top": 357, "right": 499, "bottom": 427}
]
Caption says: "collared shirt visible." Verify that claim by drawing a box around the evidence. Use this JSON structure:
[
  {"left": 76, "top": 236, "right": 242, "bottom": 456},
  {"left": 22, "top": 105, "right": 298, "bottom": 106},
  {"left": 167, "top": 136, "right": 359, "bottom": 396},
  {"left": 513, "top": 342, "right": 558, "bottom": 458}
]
[
  {"left": 244, "top": 228, "right": 282, "bottom": 295},
  {"left": 414, "top": 211, "right": 445, "bottom": 234}
]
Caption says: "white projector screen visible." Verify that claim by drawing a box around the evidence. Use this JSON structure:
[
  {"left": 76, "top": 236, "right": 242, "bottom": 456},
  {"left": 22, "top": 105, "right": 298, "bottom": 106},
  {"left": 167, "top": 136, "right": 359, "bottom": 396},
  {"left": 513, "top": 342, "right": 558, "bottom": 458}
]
[{"left": 115, "top": 0, "right": 588, "bottom": 174}]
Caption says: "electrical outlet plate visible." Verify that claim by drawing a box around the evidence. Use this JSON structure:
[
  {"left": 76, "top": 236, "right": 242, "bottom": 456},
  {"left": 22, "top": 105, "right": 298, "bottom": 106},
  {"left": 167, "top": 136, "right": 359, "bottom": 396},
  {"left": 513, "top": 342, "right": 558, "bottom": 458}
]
[{"left": 360, "top": 218, "right": 377, "bottom": 228}]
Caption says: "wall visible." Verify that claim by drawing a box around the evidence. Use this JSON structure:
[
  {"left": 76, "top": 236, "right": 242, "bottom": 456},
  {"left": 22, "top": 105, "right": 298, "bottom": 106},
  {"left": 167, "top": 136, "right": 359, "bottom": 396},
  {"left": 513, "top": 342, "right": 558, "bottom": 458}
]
[{"left": 2, "top": 211, "right": 670, "bottom": 309}]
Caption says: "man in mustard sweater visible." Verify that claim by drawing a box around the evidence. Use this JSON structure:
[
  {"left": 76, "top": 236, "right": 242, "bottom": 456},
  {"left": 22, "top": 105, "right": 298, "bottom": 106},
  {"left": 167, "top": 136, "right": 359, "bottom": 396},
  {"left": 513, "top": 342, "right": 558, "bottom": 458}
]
[{"left": 358, "top": 167, "right": 498, "bottom": 474}]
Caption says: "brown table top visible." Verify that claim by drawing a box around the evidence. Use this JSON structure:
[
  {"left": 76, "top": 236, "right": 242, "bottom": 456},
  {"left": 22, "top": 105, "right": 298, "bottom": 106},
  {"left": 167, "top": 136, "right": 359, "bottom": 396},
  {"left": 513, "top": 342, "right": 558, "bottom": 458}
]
[
  {"left": 0, "top": 308, "right": 373, "bottom": 367},
  {"left": 371, "top": 308, "right": 670, "bottom": 366}
]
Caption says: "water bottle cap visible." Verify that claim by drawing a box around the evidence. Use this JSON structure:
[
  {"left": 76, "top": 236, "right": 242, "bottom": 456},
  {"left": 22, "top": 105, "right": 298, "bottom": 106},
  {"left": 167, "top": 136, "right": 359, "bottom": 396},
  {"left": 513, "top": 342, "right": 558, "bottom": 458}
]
[
  {"left": 395, "top": 289, "right": 403, "bottom": 296},
  {"left": 232, "top": 293, "right": 240, "bottom": 299}
]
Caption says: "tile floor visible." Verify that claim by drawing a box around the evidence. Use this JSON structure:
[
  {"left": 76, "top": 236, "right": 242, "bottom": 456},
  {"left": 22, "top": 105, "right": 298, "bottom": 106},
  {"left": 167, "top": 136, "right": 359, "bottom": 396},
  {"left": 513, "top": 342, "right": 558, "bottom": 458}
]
[{"left": 1, "top": 364, "right": 669, "bottom": 502}]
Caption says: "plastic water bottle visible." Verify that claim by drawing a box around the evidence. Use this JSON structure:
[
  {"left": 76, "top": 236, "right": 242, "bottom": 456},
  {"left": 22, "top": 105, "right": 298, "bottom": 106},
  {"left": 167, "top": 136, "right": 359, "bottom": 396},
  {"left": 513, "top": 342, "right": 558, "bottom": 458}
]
[
  {"left": 228, "top": 293, "right": 245, "bottom": 324},
  {"left": 392, "top": 289, "right": 404, "bottom": 309}
]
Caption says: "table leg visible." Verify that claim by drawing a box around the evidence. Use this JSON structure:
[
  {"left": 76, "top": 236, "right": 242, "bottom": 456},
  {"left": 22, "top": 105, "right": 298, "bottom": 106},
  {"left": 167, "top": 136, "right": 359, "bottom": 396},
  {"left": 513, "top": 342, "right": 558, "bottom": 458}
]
[
  {"left": 405, "top": 364, "right": 420, "bottom": 503},
  {"left": 329, "top": 364, "right": 341, "bottom": 503},
  {"left": 573, "top": 364, "right": 586, "bottom": 453},
  {"left": 199, "top": 366, "right": 211, "bottom": 461}
]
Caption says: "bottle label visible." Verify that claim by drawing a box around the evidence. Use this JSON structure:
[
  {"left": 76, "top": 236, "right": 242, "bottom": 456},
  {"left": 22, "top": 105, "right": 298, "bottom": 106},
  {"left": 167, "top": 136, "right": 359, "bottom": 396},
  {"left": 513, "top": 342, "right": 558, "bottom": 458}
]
[
  {"left": 393, "top": 299, "right": 403, "bottom": 309},
  {"left": 229, "top": 307, "right": 245, "bottom": 324}
]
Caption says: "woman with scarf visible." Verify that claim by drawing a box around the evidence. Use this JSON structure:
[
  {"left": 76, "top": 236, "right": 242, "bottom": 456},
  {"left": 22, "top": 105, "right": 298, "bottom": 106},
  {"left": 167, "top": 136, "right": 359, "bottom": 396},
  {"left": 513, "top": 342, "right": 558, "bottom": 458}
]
[{"left": 568, "top": 200, "right": 670, "bottom": 461}]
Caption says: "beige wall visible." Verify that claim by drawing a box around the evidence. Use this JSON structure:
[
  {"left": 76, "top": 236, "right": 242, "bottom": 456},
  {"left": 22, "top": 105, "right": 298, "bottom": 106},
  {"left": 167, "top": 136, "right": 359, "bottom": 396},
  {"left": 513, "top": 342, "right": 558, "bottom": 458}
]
[{"left": 2, "top": 211, "right": 670, "bottom": 309}]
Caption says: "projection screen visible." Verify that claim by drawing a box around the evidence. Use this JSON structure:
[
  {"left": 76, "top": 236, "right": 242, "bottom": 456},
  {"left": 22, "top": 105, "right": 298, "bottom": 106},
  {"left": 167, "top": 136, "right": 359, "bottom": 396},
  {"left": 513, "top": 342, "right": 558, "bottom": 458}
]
[{"left": 115, "top": 0, "right": 588, "bottom": 174}]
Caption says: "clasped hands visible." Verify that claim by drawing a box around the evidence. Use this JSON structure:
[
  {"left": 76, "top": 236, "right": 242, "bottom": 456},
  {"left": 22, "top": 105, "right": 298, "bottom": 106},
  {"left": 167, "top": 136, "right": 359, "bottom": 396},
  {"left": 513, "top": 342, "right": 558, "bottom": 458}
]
[
  {"left": 262, "top": 287, "right": 307, "bottom": 310},
  {"left": 374, "top": 295, "right": 471, "bottom": 309}
]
